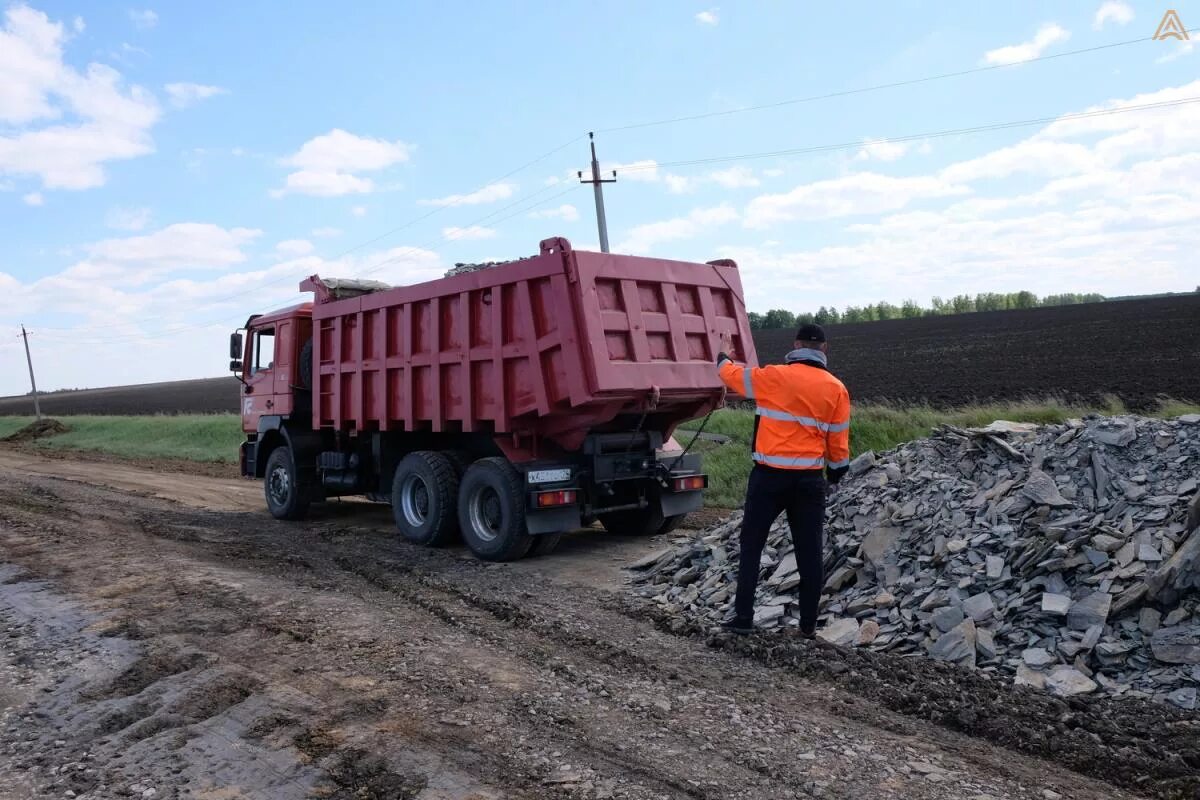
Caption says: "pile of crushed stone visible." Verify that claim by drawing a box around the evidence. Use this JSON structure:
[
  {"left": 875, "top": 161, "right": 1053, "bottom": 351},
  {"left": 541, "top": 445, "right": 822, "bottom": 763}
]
[
  {"left": 2, "top": 418, "right": 67, "bottom": 443},
  {"left": 630, "top": 414, "right": 1200, "bottom": 708}
]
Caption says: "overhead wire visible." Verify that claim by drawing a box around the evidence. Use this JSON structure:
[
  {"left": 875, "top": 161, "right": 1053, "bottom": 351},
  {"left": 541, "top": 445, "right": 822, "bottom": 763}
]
[
  {"left": 596, "top": 30, "right": 1196, "bottom": 133},
  {"left": 611, "top": 96, "right": 1200, "bottom": 173}
]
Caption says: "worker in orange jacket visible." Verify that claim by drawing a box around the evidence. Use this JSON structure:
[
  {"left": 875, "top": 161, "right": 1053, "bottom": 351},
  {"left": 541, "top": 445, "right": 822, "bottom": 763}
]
[{"left": 717, "top": 323, "right": 851, "bottom": 637}]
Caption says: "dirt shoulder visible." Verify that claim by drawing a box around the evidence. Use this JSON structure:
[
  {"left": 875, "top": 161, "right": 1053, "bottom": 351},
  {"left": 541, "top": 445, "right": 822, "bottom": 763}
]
[{"left": 0, "top": 452, "right": 1154, "bottom": 799}]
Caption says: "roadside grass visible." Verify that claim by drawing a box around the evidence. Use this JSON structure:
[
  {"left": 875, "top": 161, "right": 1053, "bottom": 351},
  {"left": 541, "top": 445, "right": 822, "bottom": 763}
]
[
  {"left": 0, "top": 417, "right": 34, "bottom": 438},
  {"left": 679, "top": 397, "right": 1200, "bottom": 508},
  {"left": 13, "top": 414, "right": 243, "bottom": 462}
]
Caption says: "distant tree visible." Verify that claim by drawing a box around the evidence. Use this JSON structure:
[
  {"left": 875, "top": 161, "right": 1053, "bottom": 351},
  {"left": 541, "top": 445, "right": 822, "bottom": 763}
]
[
  {"left": 1013, "top": 290, "right": 1038, "bottom": 309},
  {"left": 762, "top": 308, "right": 796, "bottom": 330},
  {"left": 747, "top": 311, "right": 765, "bottom": 330},
  {"left": 813, "top": 306, "right": 840, "bottom": 326},
  {"left": 952, "top": 294, "right": 975, "bottom": 314},
  {"left": 794, "top": 311, "right": 816, "bottom": 325},
  {"left": 900, "top": 299, "right": 922, "bottom": 319}
]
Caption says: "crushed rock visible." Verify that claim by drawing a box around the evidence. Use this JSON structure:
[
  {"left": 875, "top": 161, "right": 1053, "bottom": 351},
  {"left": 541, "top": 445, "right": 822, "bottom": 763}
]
[{"left": 630, "top": 414, "right": 1200, "bottom": 706}]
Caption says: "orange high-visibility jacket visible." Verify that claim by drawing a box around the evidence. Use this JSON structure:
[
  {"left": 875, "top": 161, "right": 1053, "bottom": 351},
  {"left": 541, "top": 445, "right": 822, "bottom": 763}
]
[{"left": 718, "top": 350, "right": 851, "bottom": 476}]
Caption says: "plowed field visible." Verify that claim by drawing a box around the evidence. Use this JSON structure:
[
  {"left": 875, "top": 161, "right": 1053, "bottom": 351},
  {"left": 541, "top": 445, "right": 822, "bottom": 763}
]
[{"left": 750, "top": 294, "right": 1200, "bottom": 410}]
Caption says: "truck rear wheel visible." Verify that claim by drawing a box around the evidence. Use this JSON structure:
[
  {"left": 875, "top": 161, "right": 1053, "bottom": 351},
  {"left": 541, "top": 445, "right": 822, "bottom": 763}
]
[
  {"left": 457, "top": 458, "right": 532, "bottom": 561},
  {"left": 264, "top": 446, "right": 312, "bottom": 521},
  {"left": 599, "top": 505, "right": 665, "bottom": 537},
  {"left": 392, "top": 451, "right": 460, "bottom": 546}
]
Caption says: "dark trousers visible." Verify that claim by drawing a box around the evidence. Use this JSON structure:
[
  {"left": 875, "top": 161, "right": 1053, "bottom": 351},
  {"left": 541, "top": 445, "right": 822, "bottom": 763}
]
[{"left": 734, "top": 465, "right": 826, "bottom": 627}]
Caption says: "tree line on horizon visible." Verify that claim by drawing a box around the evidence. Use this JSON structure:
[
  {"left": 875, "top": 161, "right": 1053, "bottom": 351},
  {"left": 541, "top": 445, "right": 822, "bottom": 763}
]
[{"left": 747, "top": 291, "right": 1108, "bottom": 330}]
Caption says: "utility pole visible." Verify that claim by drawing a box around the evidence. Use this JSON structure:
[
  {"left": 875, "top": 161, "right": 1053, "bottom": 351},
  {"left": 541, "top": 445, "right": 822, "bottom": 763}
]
[
  {"left": 578, "top": 132, "right": 616, "bottom": 253},
  {"left": 20, "top": 325, "right": 42, "bottom": 421}
]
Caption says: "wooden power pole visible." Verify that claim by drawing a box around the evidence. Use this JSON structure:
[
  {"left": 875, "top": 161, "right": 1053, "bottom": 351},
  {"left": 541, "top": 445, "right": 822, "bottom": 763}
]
[{"left": 20, "top": 325, "right": 42, "bottom": 421}]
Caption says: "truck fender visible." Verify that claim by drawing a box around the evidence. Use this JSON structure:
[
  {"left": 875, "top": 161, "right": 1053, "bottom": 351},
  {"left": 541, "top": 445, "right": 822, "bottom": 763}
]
[{"left": 253, "top": 416, "right": 323, "bottom": 478}]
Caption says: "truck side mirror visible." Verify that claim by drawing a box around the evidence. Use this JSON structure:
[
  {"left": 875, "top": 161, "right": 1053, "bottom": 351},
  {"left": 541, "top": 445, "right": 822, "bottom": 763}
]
[
  {"left": 229, "top": 331, "right": 244, "bottom": 359},
  {"left": 230, "top": 359, "right": 243, "bottom": 373}
]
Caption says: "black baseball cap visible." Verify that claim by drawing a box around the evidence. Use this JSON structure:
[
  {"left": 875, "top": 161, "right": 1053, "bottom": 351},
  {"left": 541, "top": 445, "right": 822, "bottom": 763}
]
[{"left": 796, "top": 323, "right": 826, "bottom": 343}]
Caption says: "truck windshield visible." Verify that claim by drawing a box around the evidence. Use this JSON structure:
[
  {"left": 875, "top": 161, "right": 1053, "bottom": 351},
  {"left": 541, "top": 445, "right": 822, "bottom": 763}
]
[{"left": 253, "top": 328, "right": 275, "bottom": 374}]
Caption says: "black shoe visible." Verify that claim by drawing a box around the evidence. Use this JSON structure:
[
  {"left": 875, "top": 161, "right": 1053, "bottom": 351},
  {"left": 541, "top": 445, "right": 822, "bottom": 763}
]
[
  {"left": 723, "top": 616, "right": 754, "bottom": 635},
  {"left": 798, "top": 623, "right": 817, "bottom": 640}
]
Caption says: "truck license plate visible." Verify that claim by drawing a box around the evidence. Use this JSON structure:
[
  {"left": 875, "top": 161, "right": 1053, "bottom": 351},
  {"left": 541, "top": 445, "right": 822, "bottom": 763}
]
[{"left": 528, "top": 469, "right": 571, "bottom": 484}]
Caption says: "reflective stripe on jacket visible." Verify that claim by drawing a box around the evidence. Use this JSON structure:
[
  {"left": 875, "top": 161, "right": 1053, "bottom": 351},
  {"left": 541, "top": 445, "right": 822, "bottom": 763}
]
[{"left": 718, "top": 355, "right": 851, "bottom": 473}]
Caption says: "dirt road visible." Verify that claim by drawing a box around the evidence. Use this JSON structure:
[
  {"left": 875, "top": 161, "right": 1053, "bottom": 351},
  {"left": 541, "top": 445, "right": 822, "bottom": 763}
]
[{"left": 0, "top": 451, "right": 1162, "bottom": 799}]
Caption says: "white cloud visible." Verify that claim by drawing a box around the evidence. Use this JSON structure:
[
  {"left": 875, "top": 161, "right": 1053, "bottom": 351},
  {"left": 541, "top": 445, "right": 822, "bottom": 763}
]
[
  {"left": 1157, "top": 41, "right": 1195, "bottom": 64},
  {"left": 128, "top": 9, "right": 157, "bottom": 30},
  {"left": 0, "top": 6, "right": 161, "bottom": 192},
  {"left": 311, "top": 226, "right": 342, "bottom": 238},
  {"left": 106, "top": 206, "right": 151, "bottom": 231},
  {"left": 762, "top": 168, "right": 784, "bottom": 178},
  {"left": 709, "top": 167, "right": 761, "bottom": 188},
  {"left": 529, "top": 204, "right": 580, "bottom": 222},
  {"left": 544, "top": 175, "right": 562, "bottom": 186},
  {"left": 1093, "top": 1, "right": 1134, "bottom": 29},
  {"left": 275, "top": 239, "right": 314, "bottom": 257},
  {"left": 855, "top": 138, "right": 910, "bottom": 162},
  {"left": 442, "top": 225, "right": 496, "bottom": 241},
  {"left": 164, "top": 82, "right": 227, "bottom": 109},
  {"left": 422, "top": 182, "right": 516, "bottom": 206},
  {"left": 22, "top": 191, "right": 43, "bottom": 206},
  {"left": 83, "top": 223, "right": 260, "bottom": 275},
  {"left": 696, "top": 9, "right": 718, "bottom": 25},
  {"left": 618, "top": 205, "right": 738, "bottom": 254},
  {"left": 744, "top": 173, "right": 968, "bottom": 228},
  {"left": 352, "top": 206, "right": 367, "bottom": 217},
  {"left": 665, "top": 174, "right": 693, "bottom": 194},
  {"left": 983, "top": 23, "right": 1070, "bottom": 66},
  {"left": 72, "top": 16, "right": 83, "bottom": 33},
  {"left": 0, "top": 238, "right": 448, "bottom": 394},
  {"left": 274, "top": 129, "right": 412, "bottom": 197}
]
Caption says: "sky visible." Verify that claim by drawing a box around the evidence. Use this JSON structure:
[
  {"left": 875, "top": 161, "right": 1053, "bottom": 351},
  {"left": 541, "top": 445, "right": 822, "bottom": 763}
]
[{"left": 1, "top": 1, "right": 1198, "bottom": 394}]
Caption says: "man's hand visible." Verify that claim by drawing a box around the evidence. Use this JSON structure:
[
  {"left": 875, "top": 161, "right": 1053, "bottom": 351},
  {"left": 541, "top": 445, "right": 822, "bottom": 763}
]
[
  {"left": 719, "top": 331, "right": 736, "bottom": 360},
  {"left": 825, "top": 481, "right": 839, "bottom": 500}
]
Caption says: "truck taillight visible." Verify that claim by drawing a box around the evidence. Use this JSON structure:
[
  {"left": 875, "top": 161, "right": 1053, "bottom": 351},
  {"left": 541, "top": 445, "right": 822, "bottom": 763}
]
[
  {"left": 672, "top": 475, "right": 708, "bottom": 492},
  {"left": 534, "top": 489, "right": 578, "bottom": 508}
]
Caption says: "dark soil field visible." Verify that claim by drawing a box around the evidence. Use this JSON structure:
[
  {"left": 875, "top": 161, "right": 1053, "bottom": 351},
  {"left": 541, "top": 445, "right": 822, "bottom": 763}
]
[
  {"left": 0, "top": 376, "right": 238, "bottom": 416},
  {"left": 751, "top": 294, "right": 1200, "bottom": 410}
]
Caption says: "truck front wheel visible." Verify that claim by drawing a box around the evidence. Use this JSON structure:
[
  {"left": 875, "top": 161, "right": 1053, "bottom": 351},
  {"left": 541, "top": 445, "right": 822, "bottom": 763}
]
[
  {"left": 264, "top": 446, "right": 312, "bottom": 521},
  {"left": 457, "top": 458, "right": 532, "bottom": 561},
  {"left": 392, "top": 452, "right": 460, "bottom": 546}
]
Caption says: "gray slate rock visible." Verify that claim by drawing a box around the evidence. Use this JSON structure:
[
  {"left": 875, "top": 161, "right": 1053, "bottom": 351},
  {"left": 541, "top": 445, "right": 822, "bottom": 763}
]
[
  {"left": 929, "top": 619, "right": 976, "bottom": 667},
  {"left": 1067, "top": 592, "right": 1112, "bottom": 632},
  {"left": 1151, "top": 626, "right": 1200, "bottom": 665}
]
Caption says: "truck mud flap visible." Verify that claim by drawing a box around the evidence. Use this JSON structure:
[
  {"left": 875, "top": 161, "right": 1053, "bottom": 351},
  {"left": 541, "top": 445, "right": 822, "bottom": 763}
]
[
  {"left": 526, "top": 506, "right": 581, "bottom": 535},
  {"left": 661, "top": 489, "right": 703, "bottom": 517}
]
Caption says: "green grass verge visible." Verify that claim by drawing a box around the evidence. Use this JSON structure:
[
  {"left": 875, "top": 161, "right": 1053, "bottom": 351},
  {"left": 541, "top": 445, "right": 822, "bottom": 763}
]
[
  {"left": 680, "top": 398, "right": 1200, "bottom": 508},
  {"left": 0, "top": 417, "right": 35, "bottom": 438},
  {"left": 8, "top": 414, "right": 243, "bottom": 463}
]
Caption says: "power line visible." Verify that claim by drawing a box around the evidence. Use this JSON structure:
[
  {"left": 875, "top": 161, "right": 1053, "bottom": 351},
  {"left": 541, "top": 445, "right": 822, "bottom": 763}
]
[
  {"left": 613, "top": 96, "right": 1200, "bottom": 173},
  {"left": 596, "top": 30, "right": 1195, "bottom": 134}
]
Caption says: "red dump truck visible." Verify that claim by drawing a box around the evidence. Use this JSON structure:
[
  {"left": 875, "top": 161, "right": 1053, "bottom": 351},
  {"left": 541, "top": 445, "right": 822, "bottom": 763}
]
[{"left": 229, "top": 237, "right": 757, "bottom": 560}]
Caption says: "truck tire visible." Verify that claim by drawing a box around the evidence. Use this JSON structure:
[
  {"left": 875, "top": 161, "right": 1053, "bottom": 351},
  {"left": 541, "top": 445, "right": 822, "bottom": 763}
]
[
  {"left": 599, "top": 505, "right": 665, "bottom": 537},
  {"left": 442, "top": 449, "right": 474, "bottom": 479},
  {"left": 658, "top": 514, "right": 687, "bottom": 535},
  {"left": 526, "top": 532, "right": 563, "bottom": 558},
  {"left": 392, "top": 451, "right": 460, "bottom": 546},
  {"left": 264, "top": 446, "right": 312, "bottom": 520},
  {"left": 299, "top": 338, "right": 313, "bottom": 390},
  {"left": 457, "top": 458, "right": 533, "bottom": 561}
]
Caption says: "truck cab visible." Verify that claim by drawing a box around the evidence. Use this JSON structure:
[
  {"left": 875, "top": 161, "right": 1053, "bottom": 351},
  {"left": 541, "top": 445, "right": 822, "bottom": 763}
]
[{"left": 230, "top": 304, "right": 313, "bottom": 475}]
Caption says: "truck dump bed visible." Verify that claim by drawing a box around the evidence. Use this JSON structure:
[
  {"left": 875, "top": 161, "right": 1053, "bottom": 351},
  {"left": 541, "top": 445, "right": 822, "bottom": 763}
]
[{"left": 301, "top": 237, "right": 757, "bottom": 452}]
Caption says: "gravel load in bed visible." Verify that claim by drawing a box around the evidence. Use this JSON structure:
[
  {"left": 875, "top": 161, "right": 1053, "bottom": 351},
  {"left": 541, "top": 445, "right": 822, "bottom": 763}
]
[{"left": 631, "top": 414, "right": 1200, "bottom": 707}]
